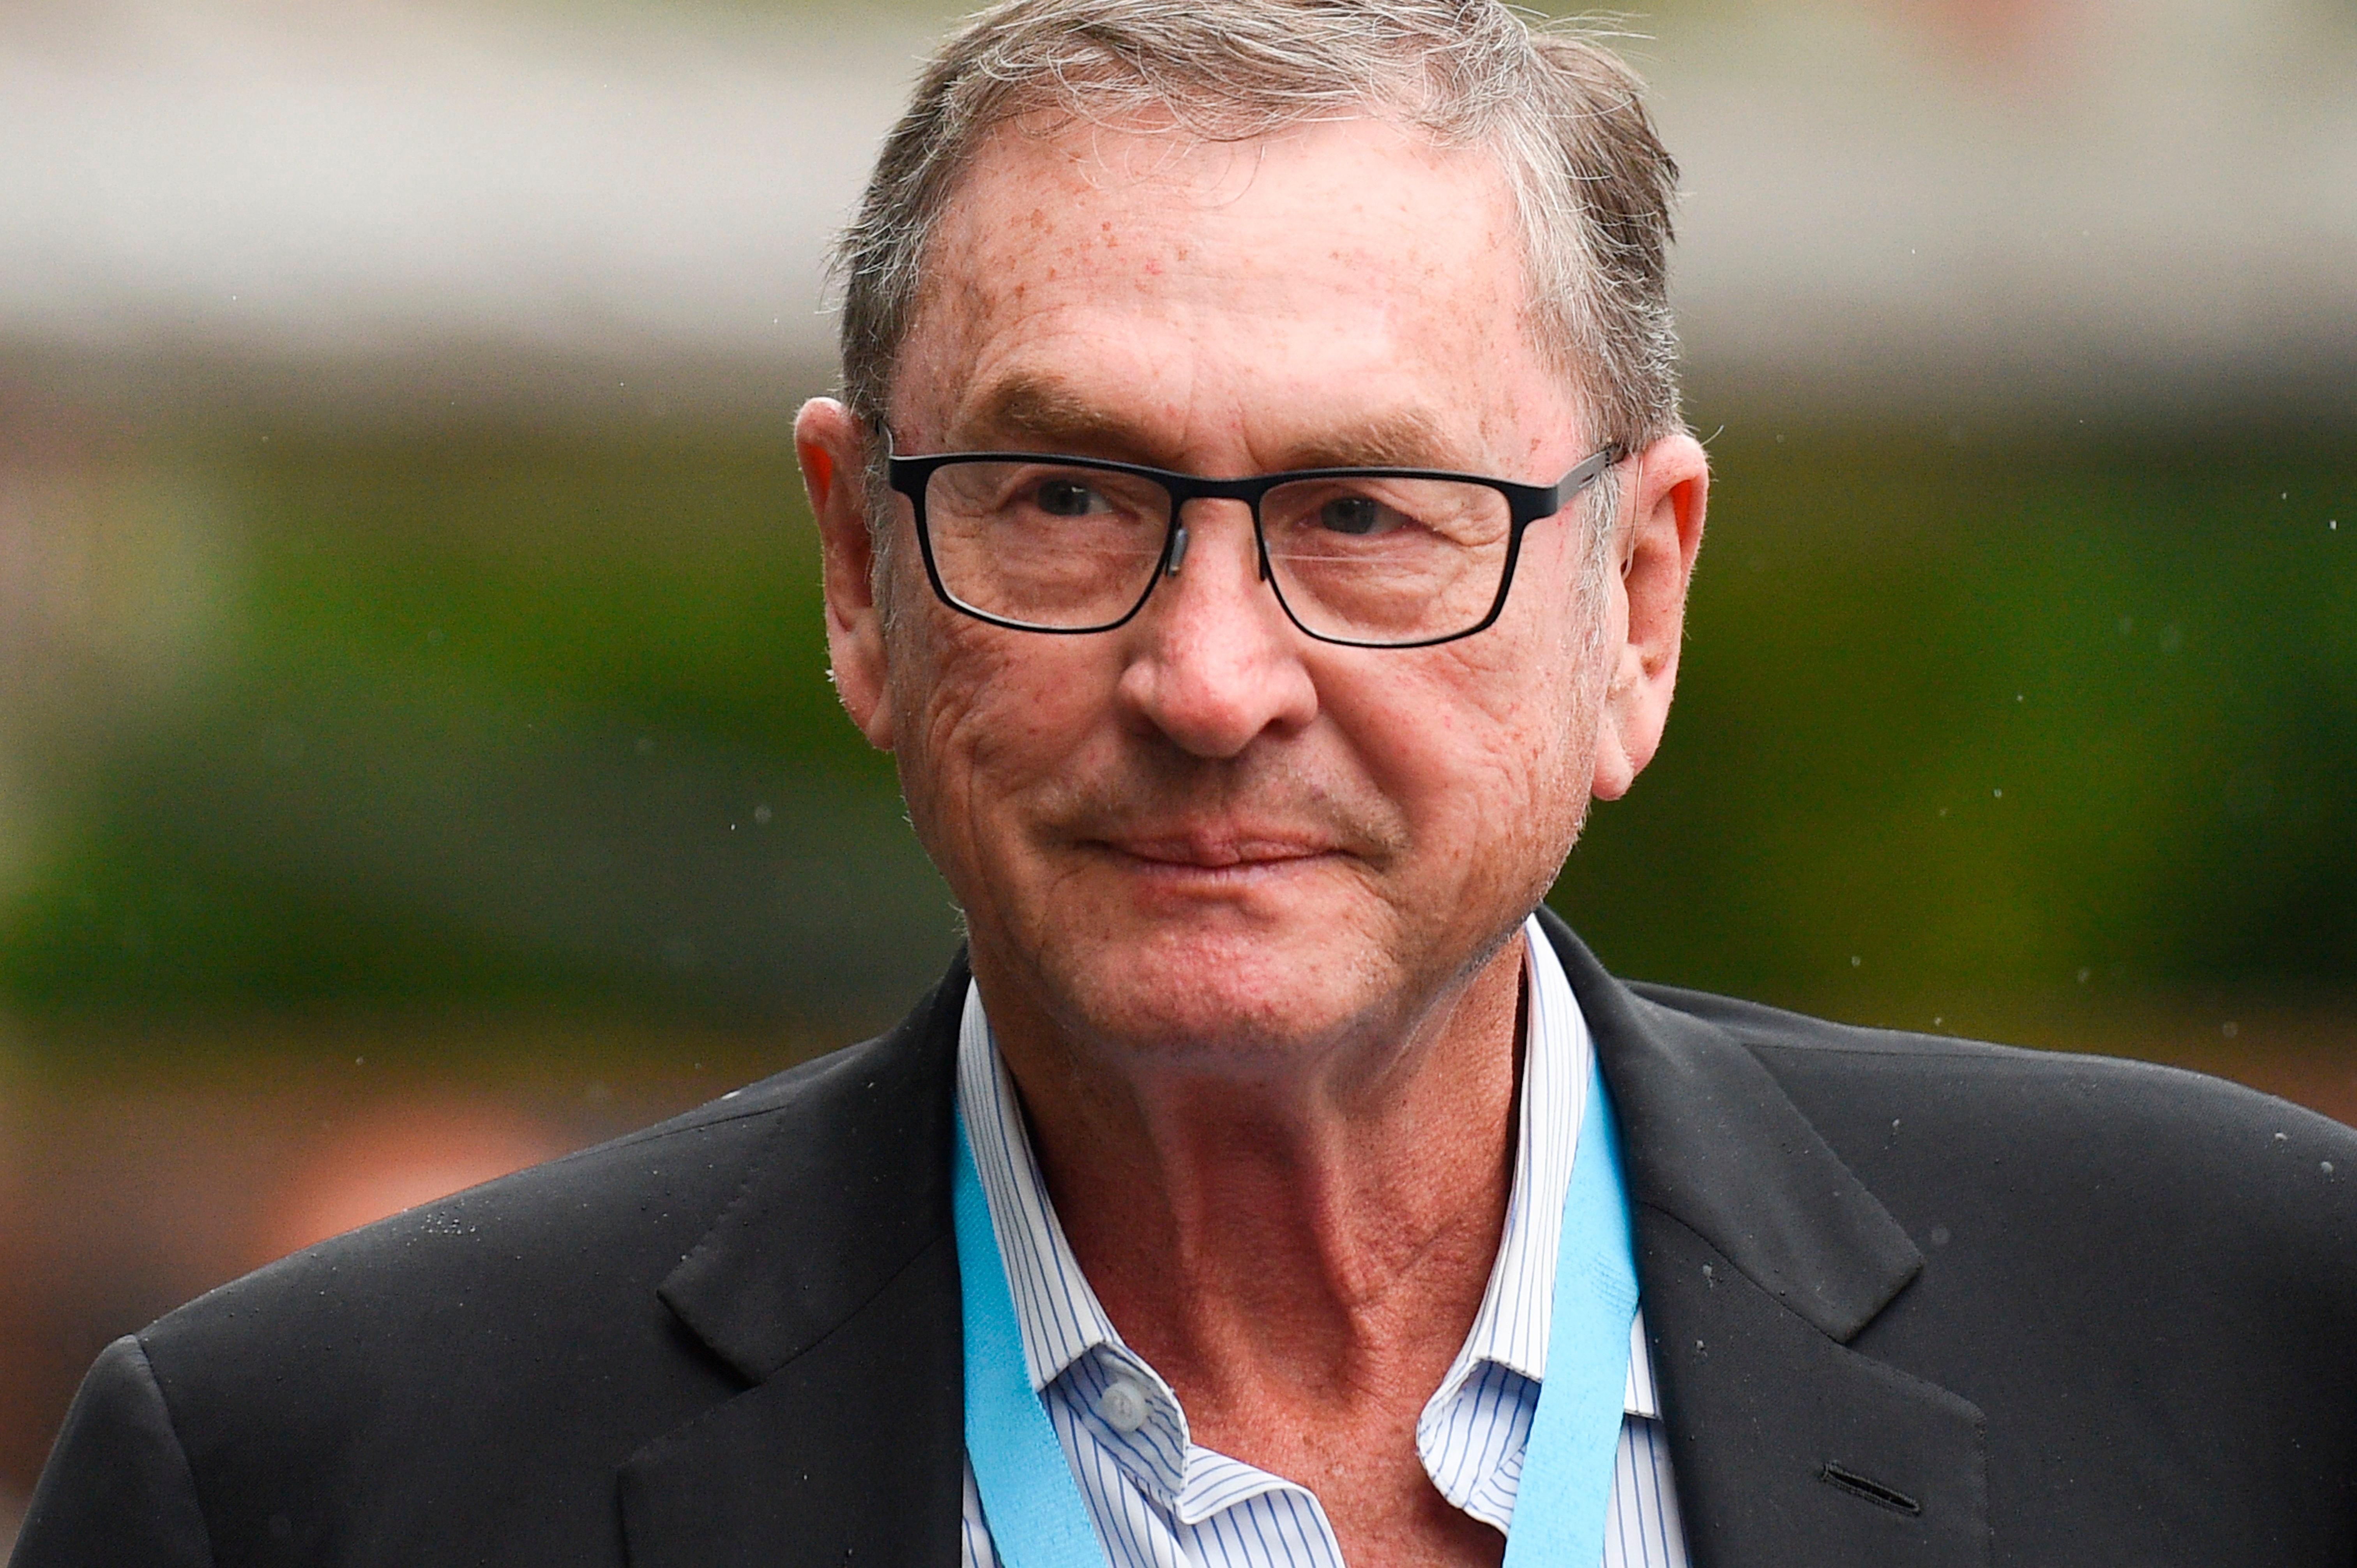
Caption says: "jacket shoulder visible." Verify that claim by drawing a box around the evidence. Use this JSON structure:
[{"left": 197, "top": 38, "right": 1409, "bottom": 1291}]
[
  {"left": 1629, "top": 977, "right": 2357, "bottom": 1143},
  {"left": 1626, "top": 978, "right": 2357, "bottom": 1275},
  {"left": 90, "top": 1001, "right": 959, "bottom": 1567},
  {"left": 150, "top": 1022, "right": 910, "bottom": 1349}
]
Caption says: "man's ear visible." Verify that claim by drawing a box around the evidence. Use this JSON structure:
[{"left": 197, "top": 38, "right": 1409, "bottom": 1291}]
[
  {"left": 796, "top": 397, "right": 897, "bottom": 752},
  {"left": 1590, "top": 429, "right": 1707, "bottom": 800}
]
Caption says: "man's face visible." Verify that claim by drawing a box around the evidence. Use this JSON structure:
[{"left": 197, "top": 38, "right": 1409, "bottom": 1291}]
[{"left": 806, "top": 115, "right": 1701, "bottom": 1074}]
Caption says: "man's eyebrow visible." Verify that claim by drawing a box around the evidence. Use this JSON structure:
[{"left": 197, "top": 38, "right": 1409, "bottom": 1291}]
[
  {"left": 959, "top": 376, "right": 1159, "bottom": 461},
  {"left": 955, "top": 375, "right": 1472, "bottom": 473},
  {"left": 1270, "top": 411, "right": 1464, "bottom": 473}
]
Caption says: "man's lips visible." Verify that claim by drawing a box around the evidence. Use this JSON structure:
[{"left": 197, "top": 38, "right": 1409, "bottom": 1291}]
[{"left": 1089, "top": 832, "right": 1342, "bottom": 870}]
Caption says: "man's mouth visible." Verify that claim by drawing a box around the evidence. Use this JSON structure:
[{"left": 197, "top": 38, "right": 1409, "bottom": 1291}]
[{"left": 1092, "top": 831, "right": 1340, "bottom": 871}]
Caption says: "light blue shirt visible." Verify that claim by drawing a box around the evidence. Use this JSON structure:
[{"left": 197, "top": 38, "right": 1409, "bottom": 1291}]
[{"left": 955, "top": 913, "right": 1691, "bottom": 1568}]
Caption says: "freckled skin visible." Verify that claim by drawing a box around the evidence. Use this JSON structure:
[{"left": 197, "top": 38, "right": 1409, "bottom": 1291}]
[
  {"left": 799, "top": 115, "right": 1707, "bottom": 1568},
  {"left": 869, "top": 120, "right": 1644, "bottom": 1078}
]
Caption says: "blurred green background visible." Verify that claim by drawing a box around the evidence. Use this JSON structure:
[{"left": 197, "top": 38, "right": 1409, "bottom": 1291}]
[{"left": 9, "top": 417, "right": 2348, "bottom": 1049}]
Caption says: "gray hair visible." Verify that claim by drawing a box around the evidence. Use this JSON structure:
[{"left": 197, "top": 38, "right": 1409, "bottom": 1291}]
[{"left": 832, "top": 0, "right": 1682, "bottom": 454}]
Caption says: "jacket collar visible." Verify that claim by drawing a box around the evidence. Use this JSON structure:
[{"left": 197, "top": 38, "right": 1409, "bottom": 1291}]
[
  {"left": 620, "top": 956, "right": 970, "bottom": 1568},
  {"left": 654, "top": 954, "right": 967, "bottom": 1382},
  {"left": 1537, "top": 907, "right": 1922, "bottom": 1342},
  {"left": 1540, "top": 909, "right": 1988, "bottom": 1568}
]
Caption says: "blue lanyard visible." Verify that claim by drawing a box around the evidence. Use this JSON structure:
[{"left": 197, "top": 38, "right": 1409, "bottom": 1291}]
[{"left": 951, "top": 1054, "right": 1640, "bottom": 1568}]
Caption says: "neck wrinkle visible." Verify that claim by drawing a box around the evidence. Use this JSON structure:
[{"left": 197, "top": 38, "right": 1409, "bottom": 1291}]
[{"left": 991, "top": 931, "right": 1527, "bottom": 1428}]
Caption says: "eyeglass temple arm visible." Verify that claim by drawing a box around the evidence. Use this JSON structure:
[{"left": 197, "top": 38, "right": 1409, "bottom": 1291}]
[{"left": 1554, "top": 444, "right": 1624, "bottom": 510}]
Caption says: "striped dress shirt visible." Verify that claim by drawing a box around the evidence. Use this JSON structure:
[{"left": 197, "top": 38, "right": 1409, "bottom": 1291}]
[{"left": 955, "top": 913, "right": 1691, "bottom": 1568}]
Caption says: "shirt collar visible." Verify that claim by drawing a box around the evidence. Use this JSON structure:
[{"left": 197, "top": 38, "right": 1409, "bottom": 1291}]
[
  {"left": 1424, "top": 917, "right": 1660, "bottom": 1422},
  {"left": 952, "top": 912, "right": 1655, "bottom": 1417},
  {"left": 955, "top": 986, "right": 1120, "bottom": 1392}
]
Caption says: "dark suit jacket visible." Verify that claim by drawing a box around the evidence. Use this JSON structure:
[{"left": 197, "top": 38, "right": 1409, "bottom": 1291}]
[{"left": 16, "top": 913, "right": 2357, "bottom": 1567}]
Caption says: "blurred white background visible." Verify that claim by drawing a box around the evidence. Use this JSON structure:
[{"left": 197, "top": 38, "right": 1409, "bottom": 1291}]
[{"left": 1, "top": 0, "right": 2351, "bottom": 426}]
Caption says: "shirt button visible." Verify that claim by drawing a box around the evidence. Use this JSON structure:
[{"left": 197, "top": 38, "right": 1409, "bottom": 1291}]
[{"left": 1096, "top": 1378, "right": 1150, "bottom": 1434}]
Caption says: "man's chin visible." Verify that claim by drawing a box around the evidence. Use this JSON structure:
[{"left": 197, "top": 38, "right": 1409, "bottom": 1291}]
[{"left": 1029, "top": 917, "right": 1395, "bottom": 1067}]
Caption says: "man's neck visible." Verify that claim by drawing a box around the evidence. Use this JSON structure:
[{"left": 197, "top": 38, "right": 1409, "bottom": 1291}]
[{"left": 980, "top": 931, "right": 1528, "bottom": 1467}]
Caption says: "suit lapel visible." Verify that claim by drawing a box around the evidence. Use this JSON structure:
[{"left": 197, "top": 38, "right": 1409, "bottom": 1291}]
[
  {"left": 1541, "top": 911, "right": 1989, "bottom": 1568},
  {"left": 618, "top": 959, "right": 972, "bottom": 1568}
]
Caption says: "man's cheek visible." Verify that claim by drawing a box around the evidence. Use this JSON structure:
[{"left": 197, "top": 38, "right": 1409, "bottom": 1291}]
[
  {"left": 900, "top": 645, "right": 1082, "bottom": 863},
  {"left": 1449, "top": 707, "right": 1587, "bottom": 879}
]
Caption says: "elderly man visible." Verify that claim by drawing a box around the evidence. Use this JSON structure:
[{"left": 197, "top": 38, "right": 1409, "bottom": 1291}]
[{"left": 15, "top": 3, "right": 2356, "bottom": 1567}]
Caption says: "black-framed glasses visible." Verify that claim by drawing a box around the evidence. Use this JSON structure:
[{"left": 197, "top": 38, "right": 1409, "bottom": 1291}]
[{"left": 884, "top": 444, "right": 1622, "bottom": 649}]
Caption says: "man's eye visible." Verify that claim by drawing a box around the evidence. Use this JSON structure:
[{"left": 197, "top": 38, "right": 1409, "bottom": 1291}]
[
  {"left": 1032, "top": 478, "right": 1102, "bottom": 517},
  {"left": 1317, "top": 496, "right": 1397, "bottom": 536}
]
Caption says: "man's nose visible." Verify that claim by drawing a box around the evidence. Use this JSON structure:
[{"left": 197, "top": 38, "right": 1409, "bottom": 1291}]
[{"left": 1114, "top": 501, "right": 1318, "bottom": 759}]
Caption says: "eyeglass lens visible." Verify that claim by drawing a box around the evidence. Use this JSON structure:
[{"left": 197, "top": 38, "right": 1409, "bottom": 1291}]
[{"left": 919, "top": 459, "right": 1516, "bottom": 645}]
